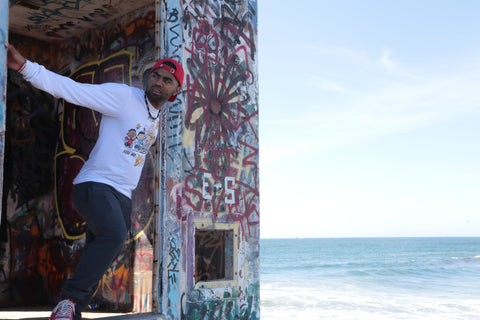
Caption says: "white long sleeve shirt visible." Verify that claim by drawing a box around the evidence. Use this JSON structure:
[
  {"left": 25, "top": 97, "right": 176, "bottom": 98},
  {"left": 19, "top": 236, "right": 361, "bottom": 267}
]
[{"left": 22, "top": 60, "right": 160, "bottom": 198}]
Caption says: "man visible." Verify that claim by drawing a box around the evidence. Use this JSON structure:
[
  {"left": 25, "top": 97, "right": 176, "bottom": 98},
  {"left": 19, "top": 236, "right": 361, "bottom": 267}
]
[{"left": 4, "top": 43, "right": 184, "bottom": 320}]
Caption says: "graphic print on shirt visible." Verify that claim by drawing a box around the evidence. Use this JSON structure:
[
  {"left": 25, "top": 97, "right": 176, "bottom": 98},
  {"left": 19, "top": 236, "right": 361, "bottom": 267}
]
[
  {"left": 125, "top": 128, "right": 137, "bottom": 148},
  {"left": 123, "top": 122, "right": 158, "bottom": 167}
]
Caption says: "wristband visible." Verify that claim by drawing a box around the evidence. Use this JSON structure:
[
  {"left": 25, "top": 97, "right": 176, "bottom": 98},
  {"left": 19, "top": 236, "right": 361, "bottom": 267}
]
[{"left": 17, "top": 60, "right": 27, "bottom": 73}]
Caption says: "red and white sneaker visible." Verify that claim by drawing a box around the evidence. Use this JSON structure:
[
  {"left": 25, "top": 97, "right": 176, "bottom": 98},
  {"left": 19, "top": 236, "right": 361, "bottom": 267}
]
[{"left": 50, "top": 299, "right": 76, "bottom": 320}]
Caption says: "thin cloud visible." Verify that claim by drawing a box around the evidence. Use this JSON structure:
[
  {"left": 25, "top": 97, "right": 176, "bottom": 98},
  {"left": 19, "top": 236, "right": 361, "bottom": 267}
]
[
  {"left": 304, "top": 43, "right": 371, "bottom": 65},
  {"left": 381, "top": 48, "right": 396, "bottom": 70},
  {"left": 310, "top": 76, "right": 356, "bottom": 94},
  {"left": 261, "top": 42, "right": 480, "bottom": 163},
  {"left": 262, "top": 60, "right": 480, "bottom": 154}
]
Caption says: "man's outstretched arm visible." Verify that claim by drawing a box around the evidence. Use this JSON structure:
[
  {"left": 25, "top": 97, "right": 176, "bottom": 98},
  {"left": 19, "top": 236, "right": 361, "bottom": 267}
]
[{"left": 4, "top": 42, "right": 27, "bottom": 72}]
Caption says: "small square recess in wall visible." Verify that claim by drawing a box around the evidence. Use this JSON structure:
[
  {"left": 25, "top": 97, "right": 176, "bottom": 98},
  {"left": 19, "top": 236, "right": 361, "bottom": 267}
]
[{"left": 195, "top": 229, "right": 234, "bottom": 283}]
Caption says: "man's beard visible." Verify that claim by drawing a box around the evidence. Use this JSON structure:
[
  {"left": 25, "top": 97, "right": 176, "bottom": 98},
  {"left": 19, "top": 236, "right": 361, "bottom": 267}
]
[{"left": 146, "top": 88, "right": 170, "bottom": 107}]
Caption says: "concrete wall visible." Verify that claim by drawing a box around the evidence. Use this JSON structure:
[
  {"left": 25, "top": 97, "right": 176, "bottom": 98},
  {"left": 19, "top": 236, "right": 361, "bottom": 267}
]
[
  {"left": 1, "top": 0, "right": 8, "bottom": 247},
  {"left": 1, "top": 5, "right": 158, "bottom": 312},
  {"left": 0, "top": 0, "right": 259, "bottom": 318},
  {"left": 159, "top": 1, "right": 259, "bottom": 319}
]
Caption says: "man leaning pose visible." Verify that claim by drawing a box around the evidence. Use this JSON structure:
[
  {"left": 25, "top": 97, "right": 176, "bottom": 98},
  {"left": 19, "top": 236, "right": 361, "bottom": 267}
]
[{"left": 5, "top": 42, "right": 184, "bottom": 320}]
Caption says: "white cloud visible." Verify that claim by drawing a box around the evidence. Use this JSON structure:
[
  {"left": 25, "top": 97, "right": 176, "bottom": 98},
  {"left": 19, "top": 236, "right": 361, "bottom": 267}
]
[{"left": 381, "top": 48, "right": 396, "bottom": 70}]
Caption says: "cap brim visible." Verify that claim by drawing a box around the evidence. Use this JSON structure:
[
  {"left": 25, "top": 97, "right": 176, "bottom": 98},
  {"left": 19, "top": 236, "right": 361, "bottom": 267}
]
[{"left": 168, "top": 94, "right": 178, "bottom": 102}]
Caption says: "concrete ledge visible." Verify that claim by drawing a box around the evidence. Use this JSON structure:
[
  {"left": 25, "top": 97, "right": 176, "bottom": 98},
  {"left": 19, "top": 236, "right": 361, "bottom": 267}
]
[
  {"left": 0, "top": 307, "right": 165, "bottom": 320},
  {"left": 98, "top": 313, "right": 165, "bottom": 320}
]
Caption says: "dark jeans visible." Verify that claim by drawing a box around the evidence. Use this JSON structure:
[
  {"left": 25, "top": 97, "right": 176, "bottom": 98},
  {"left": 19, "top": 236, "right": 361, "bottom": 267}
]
[{"left": 61, "top": 181, "right": 132, "bottom": 317}]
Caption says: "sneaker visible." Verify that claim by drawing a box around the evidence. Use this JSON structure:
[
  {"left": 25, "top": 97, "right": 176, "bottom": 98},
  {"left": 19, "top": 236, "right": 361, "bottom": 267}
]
[{"left": 50, "top": 299, "right": 76, "bottom": 320}]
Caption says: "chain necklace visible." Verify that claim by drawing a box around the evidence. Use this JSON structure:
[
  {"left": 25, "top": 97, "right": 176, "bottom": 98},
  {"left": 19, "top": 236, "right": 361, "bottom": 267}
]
[{"left": 144, "top": 93, "right": 160, "bottom": 120}]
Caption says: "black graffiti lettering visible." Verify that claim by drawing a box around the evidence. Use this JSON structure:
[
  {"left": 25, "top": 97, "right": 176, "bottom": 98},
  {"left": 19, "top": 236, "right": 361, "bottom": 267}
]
[
  {"left": 168, "top": 8, "right": 179, "bottom": 23},
  {"left": 167, "top": 237, "right": 180, "bottom": 284}
]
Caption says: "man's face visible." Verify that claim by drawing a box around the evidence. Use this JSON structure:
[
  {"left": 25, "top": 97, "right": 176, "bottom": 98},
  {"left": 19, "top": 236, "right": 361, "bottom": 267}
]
[{"left": 146, "top": 68, "right": 181, "bottom": 108}]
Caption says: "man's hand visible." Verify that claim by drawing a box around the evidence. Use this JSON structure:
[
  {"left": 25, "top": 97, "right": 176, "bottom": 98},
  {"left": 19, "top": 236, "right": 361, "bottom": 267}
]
[{"left": 4, "top": 43, "right": 27, "bottom": 72}]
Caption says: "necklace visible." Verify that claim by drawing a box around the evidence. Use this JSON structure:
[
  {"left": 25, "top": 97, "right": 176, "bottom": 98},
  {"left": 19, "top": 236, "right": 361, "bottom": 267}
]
[{"left": 144, "top": 93, "right": 160, "bottom": 120}]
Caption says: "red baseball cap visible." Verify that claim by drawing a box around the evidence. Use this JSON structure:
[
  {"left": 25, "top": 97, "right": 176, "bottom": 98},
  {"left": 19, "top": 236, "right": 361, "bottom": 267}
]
[{"left": 151, "top": 59, "right": 184, "bottom": 102}]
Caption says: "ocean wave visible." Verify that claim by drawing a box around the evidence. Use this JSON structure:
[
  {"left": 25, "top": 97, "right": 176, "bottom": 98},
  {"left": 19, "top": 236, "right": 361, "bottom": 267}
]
[
  {"left": 261, "top": 238, "right": 480, "bottom": 319},
  {"left": 448, "top": 256, "right": 480, "bottom": 263},
  {"left": 261, "top": 285, "right": 480, "bottom": 320}
]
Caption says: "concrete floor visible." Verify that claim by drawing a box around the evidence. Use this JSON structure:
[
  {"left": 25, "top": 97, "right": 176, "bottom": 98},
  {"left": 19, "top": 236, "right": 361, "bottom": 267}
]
[{"left": 0, "top": 307, "right": 164, "bottom": 320}]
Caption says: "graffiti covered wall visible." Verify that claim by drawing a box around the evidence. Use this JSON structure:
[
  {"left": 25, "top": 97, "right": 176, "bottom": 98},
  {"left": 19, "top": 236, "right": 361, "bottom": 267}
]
[
  {"left": 1, "top": 0, "right": 9, "bottom": 241},
  {"left": 0, "top": 4, "right": 159, "bottom": 312},
  {"left": 8, "top": 0, "right": 153, "bottom": 42},
  {"left": 160, "top": 0, "right": 260, "bottom": 319},
  {"left": 1, "top": 0, "right": 260, "bottom": 317}
]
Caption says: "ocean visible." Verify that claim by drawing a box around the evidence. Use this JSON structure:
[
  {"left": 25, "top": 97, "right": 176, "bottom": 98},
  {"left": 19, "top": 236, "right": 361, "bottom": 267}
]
[{"left": 260, "top": 237, "right": 480, "bottom": 320}]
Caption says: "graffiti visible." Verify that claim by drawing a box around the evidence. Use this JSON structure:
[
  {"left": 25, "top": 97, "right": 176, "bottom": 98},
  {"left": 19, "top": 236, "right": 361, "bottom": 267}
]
[
  {"left": 27, "top": 1, "right": 111, "bottom": 26},
  {"left": 5, "top": 84, "right": 59, "bottom": 208},
  {"left": 3, "top": 0, "right": 260, "bottom": 317},
  {"left": 0, "top": 242, "right": 9, "bottom": 303},
  {"left": 96, "top": 251, "right": 131, "bottom": 307},
  {"left": 2, "top": 5, "right": 158, "bottom": 309},
  {"left": 194, "top": 230, "right": 226, "bottom": 282},
  {"left": 180, "top": 15, "right": 259, "bottom": 234},
  {"left": 161, "top": 1, "right": 259, "bottom": 318},
  {"left": 0, "top": 247, "right": 6, "bottom": 283},
  {"left": 135, "top": 246, "right": 154, "bottom": 271},
  {"left": 131, "top": 236, "right": 153, "bottom": 312},
  {"left": 167, "top": 236, "right": 180, "bottom": 285},
  {"left": 54, "top": 50, "right": 154, "bottom": 242},
  {"left": 182, "top": 286, "right": 259, "bottom": 320},
  {"left": 54, "top": 52, "right": 133, "bottom": 239},
  {"left": 1, "top": 4, "right": 6, "bottom": 241},
  {"left": 201, "top": 174, "right": 235, "bottom": 204},
  {"left": 15, "top": 0, "right": 155, "bottom": 43},
  {"left": 6, "top": 207, "right": 82, "bottom": 304},
  {"left": 182, "top": 0, "right": 257, "bottom": 59},
  {"left": 72, "top": 10, "right": 155, "bottom": 62},
  {"left": 166, "top": 235, "right": 181, "bottom": 318},
  {"left": 1, "top": 0, "right": 6, "bottom": 117},
  {"left": 163, "top": 2, "right": 185, "bottom": 189},
  {"left": 167, "top": 10, "right": 182, "bottom": 59}
]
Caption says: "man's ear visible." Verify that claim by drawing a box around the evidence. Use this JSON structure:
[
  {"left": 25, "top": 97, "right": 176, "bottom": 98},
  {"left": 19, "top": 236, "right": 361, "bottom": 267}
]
[{"left": 174, "top": 85, "right": 181, "bottom": 96}]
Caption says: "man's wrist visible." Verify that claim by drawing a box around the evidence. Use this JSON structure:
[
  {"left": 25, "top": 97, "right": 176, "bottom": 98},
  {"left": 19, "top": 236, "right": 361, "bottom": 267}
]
[{"left": 17, "top": 59, "right": 27, "bottom": 73}]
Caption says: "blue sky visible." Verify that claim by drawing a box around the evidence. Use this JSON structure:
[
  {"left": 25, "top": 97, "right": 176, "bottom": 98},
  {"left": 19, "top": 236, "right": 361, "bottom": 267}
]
[{"left": 258, "top": 0, "right": 480, "bottom": 238}]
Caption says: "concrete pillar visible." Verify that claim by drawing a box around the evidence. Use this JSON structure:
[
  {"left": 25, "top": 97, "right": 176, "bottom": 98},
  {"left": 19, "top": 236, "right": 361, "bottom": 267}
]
[
  {"left": 0, "top": 0, "right": 8, "bottom": 233},
  {"left": 156, "top": 1, "right": 260, "bottom": 319}
]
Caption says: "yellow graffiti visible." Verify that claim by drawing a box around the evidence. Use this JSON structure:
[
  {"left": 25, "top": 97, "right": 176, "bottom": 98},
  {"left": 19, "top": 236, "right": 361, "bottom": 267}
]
[{"left": 98, "top": 264, "right": 129, "bottom": 300}]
